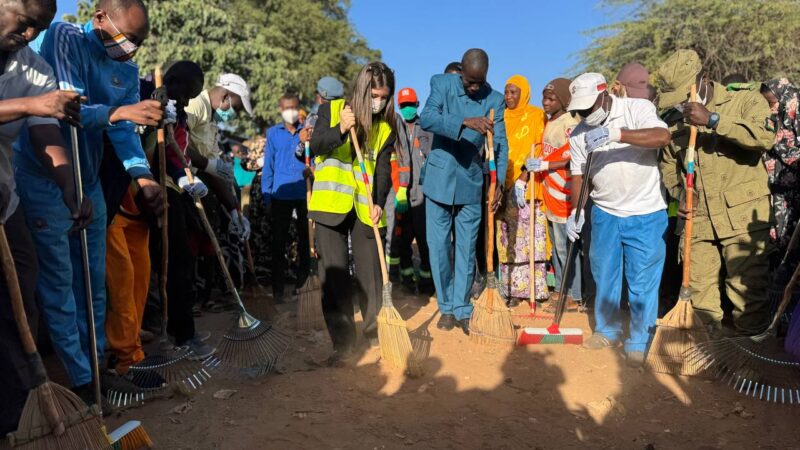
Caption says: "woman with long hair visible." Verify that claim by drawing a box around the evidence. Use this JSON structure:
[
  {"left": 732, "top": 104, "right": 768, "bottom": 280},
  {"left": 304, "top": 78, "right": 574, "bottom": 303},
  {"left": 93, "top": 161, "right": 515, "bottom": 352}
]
[{"left": 309, "top": 62, "right": 396, "bottom": 361}]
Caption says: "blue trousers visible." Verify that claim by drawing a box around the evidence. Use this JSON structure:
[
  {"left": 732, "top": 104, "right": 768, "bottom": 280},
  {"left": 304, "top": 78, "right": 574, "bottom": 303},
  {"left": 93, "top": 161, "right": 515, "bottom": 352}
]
[
  {"left": 426, "top": 198, "right": 480, "bottom": 320},
  {"left": 590, "top": 206, "right": 666, "bottom": 353},
  {"left": 16, "top": 171, "right": 107, "bottom": 387},
  {"left": 548, "top": 220, "right": 582, "bottom": 300}
]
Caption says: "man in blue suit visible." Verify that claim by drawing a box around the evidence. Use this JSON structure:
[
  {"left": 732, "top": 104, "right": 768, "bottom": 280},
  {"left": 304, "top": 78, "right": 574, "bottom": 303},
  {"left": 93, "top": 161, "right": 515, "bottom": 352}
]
[{"left": 419, "top": 49, "right": 507, "bottom": 335}]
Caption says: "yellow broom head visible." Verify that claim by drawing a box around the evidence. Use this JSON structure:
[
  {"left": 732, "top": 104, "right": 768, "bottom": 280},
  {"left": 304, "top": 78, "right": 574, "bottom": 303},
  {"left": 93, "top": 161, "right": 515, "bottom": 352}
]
[
  {"left": 8, "top": 381, "right": 108, "bottom": 450},
  {"left": 297, "top": 273, "right": 325, "bottom": 331},
  {"left": 109, "top": 421, "right": 154, "bottom": 450},
  {"left": 469, "top": 275, "right": 516, "bottom": 347},
  {"left": 376, "top": 283, "right": 422, "bottom": 377},
  {"left": 645, "top": 290, "right": 710, "bottom": 376}
]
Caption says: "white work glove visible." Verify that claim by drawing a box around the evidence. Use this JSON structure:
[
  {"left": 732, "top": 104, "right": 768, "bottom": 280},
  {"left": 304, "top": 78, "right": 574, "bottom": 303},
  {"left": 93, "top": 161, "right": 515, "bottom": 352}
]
[
  {"left": 229, "top": 210, "right": 251, "bottom": 241},
  {"left": 584, "top": 127, "right": 621, "bottom": 153},
  {"left": 205, "top": 158, "right": 235, "bottom": 184},
  {"left": 514, "top": 179, "right": 527, "bottom": 209},
  {"left": 178, "top": 176, "right": 208, "bottom": 198},
  {"left": 164, "top": 99, "right": 177, "bottom": 125},
  {"left": 566, "top": 210, "right": 586, "bottom": 242},
  {"left": 525, "top": 157, "right": 549, "bottom": 173}
]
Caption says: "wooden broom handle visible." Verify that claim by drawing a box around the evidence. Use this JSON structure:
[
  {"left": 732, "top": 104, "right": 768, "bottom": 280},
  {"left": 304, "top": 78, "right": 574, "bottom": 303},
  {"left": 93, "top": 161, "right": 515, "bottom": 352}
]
[
  {"left": 0, "top": 226, "right": 35, "bottom": 353},
  {"left": 305, "top": 142, "right": 316, "bottom": 258},
  {"left": 486, "top": 109, "right": 496, "bottom": 274},
  {"left": 154, "top": 67, "right": 170, "bottom": 325},
  {"left": 681, "top": 84, "right": 698, "bottom": 289},
  {"left": 528, "top": 142, "right": 539, "bottom": 303},
  {"left": 349, "top": 128, "right": 389, "bottom": 285}
]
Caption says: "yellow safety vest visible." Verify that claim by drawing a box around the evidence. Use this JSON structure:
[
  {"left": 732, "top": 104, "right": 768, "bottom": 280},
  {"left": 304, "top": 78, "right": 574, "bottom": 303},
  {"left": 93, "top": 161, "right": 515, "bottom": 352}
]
[{"left": 309, "top": 99, "right": 392, "bottom": 227}]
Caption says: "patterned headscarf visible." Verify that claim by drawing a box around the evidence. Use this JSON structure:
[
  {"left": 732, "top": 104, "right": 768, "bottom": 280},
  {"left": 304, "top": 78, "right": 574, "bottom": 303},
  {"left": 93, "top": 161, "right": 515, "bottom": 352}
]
[{"left": 765, "top": 78, "right": 800, "bottom": 154}]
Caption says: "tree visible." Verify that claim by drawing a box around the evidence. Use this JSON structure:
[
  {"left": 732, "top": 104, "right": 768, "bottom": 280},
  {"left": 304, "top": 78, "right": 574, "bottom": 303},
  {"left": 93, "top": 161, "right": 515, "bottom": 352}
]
[
  {"left": 578, "top": 0, "right": 800, "bottom": 85},
  {"left": 66, "top": 0, "right": 379, "bottom": 131}
]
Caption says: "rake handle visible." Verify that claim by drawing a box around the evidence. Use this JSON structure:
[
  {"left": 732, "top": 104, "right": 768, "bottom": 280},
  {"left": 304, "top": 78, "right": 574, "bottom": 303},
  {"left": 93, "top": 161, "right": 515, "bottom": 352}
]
[
  {"left": 681, "top": 84, "right": 698, "bottom": 289},
  {"left": 155, "top": 66, "right": 171, "bottom": 334},
  {"left": 485, "top": 109, "right": 496, "bottom": 274},
  {"left": 349, "top": 128, "right": 389, "bottom": 285},
  {"left": 528, "top": 141, "right": 539, "bottom": 305}
]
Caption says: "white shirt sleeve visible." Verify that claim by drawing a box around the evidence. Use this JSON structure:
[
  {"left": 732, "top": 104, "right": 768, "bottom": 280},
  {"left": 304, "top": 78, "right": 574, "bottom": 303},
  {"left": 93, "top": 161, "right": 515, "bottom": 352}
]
[
  {"left": 629, "top": 99, "right": 668, "bottom": 130},
  {"left": 569, "top": 125, "right": 587, "bottom": 176}
]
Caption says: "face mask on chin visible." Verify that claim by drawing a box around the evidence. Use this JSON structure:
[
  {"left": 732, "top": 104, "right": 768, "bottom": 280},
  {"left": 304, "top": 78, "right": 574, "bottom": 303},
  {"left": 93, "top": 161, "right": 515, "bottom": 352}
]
[
  {"left": 102, "top": 15, "right": 139, "bottom": 61},
  {"left": 583, "top": 103, "right": 609, "bottom": 127},
  {"left": 213, "top": 99, "right": 236, "bottom": 123},
  {"left": 371, "top": 98, "right": 387, "bottom": 114}
]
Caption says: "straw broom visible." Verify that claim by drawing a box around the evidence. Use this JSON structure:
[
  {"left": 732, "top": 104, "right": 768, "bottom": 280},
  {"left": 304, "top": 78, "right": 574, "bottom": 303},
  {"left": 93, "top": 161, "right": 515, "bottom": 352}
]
[
  {"left": 645, "top": 84, "right": 709, "bottom": 375},
  {"left": 297, "top": 141, "right": 325, "bottom": 331},
  {"left": 2, "top": 226, "right": 108, "bottom": 449},
  {"left": 349, "top": 128, "right": 421, "bottom": 376},
  {"left": 470, "top": 110, "right": 516, "bottom": 347}
]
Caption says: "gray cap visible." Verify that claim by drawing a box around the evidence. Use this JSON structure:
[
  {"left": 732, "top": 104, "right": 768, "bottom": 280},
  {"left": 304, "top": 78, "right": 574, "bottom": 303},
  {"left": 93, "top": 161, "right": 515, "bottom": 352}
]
[{"left": 316, "top": 76, "right": 344, "bottom": 100}]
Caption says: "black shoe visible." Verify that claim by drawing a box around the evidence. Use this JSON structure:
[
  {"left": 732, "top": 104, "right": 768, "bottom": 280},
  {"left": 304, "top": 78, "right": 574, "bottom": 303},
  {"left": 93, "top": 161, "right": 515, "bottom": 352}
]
[
  {"left": 455, "top": 318, "right": 470, "bottom": 336},
  {"left": 506, "top": 298, "right": 520, "bottom": 308},
  {"left": 72, "top": 383, "right": 113, "bottom": 415},
  {"left": 436, "top": 314, "right": 456, "bottom": 330}
]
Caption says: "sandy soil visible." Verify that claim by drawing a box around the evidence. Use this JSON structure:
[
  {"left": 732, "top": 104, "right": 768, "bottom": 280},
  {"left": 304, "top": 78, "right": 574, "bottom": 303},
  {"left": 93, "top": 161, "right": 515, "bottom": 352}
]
[{"left": 89, "top": 285, "right": 800, "bottom": 450}]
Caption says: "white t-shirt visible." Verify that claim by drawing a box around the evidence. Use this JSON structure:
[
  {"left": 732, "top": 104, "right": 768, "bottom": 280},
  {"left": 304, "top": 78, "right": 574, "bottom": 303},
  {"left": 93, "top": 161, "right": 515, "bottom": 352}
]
[
  {"left": 0, "top": 46, "right": 58, "bottom": 222},
  {"left": 569, "top": 96, "right": 668, "bottom": 218},
  {"left": 186, "top": 90, "right": 222, "bottom": 158}
]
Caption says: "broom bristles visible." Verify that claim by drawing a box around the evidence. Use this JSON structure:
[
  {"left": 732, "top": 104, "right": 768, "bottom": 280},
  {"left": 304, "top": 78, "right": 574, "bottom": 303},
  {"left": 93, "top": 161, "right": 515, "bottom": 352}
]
[
  {"left": 9, "top": 381, "right": 108, "bottom": 450},
  {"left": 645, "top": 296, "right": 710, "bottom": 376},
  {"left": 377, "top": 283, "right": 422, "bottom": 376},
  {"left": 109, "top": 421, "right": 153, "bottom": 450},
  {"left": 469, "top": 277, "right": 515, "bottom": 347},
  {"left": 297, "top": 274, "right": 325, "bottom": 331}
]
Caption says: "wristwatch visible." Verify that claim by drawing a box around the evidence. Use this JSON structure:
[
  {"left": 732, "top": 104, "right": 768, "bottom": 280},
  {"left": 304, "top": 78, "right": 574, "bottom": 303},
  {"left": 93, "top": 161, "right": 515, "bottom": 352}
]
[{"left": 707, "top": 112, "right": 720, "bottom": 130}]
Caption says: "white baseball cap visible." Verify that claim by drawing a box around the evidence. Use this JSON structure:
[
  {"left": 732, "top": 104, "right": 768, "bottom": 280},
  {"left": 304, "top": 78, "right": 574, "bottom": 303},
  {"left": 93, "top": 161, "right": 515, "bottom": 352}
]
[
  {"left": 217, "top": 73, "right": 253, "bottom": 116},
  {"left": 567, "top": 73, "right": 608, "bottom": 112}
]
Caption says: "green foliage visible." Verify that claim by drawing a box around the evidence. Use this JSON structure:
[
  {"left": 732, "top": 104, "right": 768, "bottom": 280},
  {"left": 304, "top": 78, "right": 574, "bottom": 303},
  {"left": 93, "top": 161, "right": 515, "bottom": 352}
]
[
  {"left": 578, "top": 0, "right": 800, "bottom": 85},
  {"left": 66, "top": 0, "right": 379, "bottom": 132}
]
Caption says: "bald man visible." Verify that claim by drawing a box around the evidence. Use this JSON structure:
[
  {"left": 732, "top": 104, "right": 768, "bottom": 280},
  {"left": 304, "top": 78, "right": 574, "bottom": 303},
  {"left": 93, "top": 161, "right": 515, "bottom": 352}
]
[
  {"left": 14, "top": 0, "right": 164, "bottom": 405},
  {"left": 419, "top": 48, "right": 508, "bottom": 334}
]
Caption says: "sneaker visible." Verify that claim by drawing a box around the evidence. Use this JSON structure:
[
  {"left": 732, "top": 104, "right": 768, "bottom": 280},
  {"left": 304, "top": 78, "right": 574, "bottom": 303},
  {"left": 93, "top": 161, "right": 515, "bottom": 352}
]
[
  {"left": 626, "top": 351, "right": 645, "bottom": 368},
  {"left": 582, "top": 333, "right": 619, "bottom": 350},
  {"left": 186, "top": 338, "right": 216, "bottom": 360},
  {"left": 140, "top": 329, "right": 156, "bottom": 343},
  {"left": 194, "top": 330, "right": 212, "bottom": 343}
]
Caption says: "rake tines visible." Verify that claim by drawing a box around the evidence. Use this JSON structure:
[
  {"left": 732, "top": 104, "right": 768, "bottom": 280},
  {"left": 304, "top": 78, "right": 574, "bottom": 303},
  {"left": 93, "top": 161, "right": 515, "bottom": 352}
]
[
  {"left": 684, "top": 336, "right": 800, "bottom": 406},
  {"left": 210, "top": 311, "right": 291, "bottom": 378},
  {"left": 107, "top": 344, "right": 217, "bottom": 408}
]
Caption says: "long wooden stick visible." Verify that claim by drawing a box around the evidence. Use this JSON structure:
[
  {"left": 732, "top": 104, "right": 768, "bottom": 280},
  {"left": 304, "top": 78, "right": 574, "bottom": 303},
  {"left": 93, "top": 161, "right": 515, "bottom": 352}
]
[
  {"left": 349, "top": 128, "right": 388, "bottom": 285},
  {"left": 681, "top": 84, "right": 698, "bottom": 290},
  {"left": 528, "top": 142, "right": 537, "bottom": 304},
  {"left": 486, "top": 109, "right": 496, "bottom": 274},
  {"left": 304, "top": 141, "right": 316, "bottom": 258},
  {"left": 155, "top": 67, "right": 170, "bottom": 337}
]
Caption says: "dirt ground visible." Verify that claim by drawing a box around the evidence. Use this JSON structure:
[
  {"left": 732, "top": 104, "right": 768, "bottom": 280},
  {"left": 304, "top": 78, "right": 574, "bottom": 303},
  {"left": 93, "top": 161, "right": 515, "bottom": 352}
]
[{"left": 90, "top": 286, "right": 800, "bottom": 450}]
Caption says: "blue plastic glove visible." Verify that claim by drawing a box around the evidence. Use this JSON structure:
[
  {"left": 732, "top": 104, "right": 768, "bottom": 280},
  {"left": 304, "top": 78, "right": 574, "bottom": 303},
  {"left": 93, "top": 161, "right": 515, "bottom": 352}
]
[
  {"left": 525, "top": 157, "right": 542, "bottom": 172},
  {"left": 514, "top": 180, "right": 527, "bottom": 209},
  {"left": 566, "top": 210, "right": 586, "bottom": 242},
  {"left": 229, "top": 210, "right": 251, "bottom": 241},
  {"left": 178, "top": 176, "right": 208, "bottom": 199},
  {"left": 205, "top": 158, "right": 235, "bottom": 184},
  {"left": 584, "top": 127, "right": 622, "bottom": 153}
]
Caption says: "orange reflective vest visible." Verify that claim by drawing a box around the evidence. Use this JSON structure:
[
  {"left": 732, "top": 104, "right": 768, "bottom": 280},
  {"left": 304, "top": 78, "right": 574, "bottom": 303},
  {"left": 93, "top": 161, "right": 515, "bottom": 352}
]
[{"left": 542, "top": 142, "right": 571, "bottom": 219}]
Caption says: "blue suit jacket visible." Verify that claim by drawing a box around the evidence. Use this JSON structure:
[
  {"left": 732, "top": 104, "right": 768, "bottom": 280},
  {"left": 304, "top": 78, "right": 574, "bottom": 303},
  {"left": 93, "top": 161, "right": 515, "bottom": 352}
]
[{"left": 419, "top": 73, "right": 507, "bottom": 206}]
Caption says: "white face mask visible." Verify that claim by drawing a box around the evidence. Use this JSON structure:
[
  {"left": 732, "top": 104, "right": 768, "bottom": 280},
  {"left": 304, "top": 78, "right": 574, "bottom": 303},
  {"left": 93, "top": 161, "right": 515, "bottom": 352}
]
[
  {"left": 281, "top": 108, "right": 299, "bottom": 124},
  {"left": 583, "top": 104, "right": 609, "bottom": 127},
  {"left": 371, "top": 98, "right": 387, "bottom": 114}
]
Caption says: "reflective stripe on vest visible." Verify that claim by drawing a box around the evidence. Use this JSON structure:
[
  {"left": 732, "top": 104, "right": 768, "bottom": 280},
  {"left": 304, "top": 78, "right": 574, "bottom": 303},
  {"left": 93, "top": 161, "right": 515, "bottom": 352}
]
[
  {"left": 543, "top": 142, "right": 572, "bottom": 218},
  {"left": 308, "top": 99, "right": 392, "bottom": 227}
]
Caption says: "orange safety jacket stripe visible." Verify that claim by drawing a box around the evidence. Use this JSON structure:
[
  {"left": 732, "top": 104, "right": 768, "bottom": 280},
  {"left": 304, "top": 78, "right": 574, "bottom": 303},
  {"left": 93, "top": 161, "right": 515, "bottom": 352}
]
[{"left": 542, "top": 142, "right": 571, "bottom": 218}]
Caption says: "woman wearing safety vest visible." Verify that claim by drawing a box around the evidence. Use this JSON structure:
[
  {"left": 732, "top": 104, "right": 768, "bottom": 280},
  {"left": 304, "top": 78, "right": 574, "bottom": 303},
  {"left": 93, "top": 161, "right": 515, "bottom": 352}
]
[
  {"left": 528, "top": 78, "right": 583, "bottom": 313},
  {"left": 308, "top": 62, "right": 396, "bottom": 362}
]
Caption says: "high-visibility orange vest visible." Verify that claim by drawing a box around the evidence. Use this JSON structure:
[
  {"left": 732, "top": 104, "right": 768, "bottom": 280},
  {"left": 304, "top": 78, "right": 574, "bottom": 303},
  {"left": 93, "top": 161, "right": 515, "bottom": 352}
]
[{"left": 542, "top": 142, "right": 571, "bottom": 219}]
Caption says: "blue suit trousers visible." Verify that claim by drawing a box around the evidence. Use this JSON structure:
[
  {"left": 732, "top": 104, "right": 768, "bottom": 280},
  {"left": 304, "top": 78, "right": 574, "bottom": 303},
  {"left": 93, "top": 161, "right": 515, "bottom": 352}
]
[{"left": 426, "top": 198, "right": 481, "bottom": 320}]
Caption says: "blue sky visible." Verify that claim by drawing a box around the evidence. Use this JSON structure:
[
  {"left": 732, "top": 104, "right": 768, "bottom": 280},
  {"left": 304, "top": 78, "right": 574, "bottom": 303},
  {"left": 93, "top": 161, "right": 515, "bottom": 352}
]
[{"left": 55, "top": 0, "right": 624, "bottom": 107}]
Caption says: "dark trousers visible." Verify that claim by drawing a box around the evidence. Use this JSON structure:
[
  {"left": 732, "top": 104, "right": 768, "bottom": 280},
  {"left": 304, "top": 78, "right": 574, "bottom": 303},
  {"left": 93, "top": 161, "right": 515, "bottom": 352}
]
[
  {"left": 271, "top": 198, "right": 310, "bottom": 298},
  {"left": 316, "top": 210, "right": 383, "bottom": 351},
  {"left": 0, "top": 207, "right": 39, "bottom": 435},
  {"left": 154, "top": 189, "right": 195, "bottom": 345},
  {"left": 390, "top": 204, "right": 431, "bottom": 272}
]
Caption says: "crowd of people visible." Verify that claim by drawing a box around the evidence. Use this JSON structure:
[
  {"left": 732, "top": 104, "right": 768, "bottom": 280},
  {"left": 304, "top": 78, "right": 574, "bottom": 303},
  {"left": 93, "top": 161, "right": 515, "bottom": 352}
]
[{"left": 1, "top": 0, "right": 798, "bottom": 437}]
